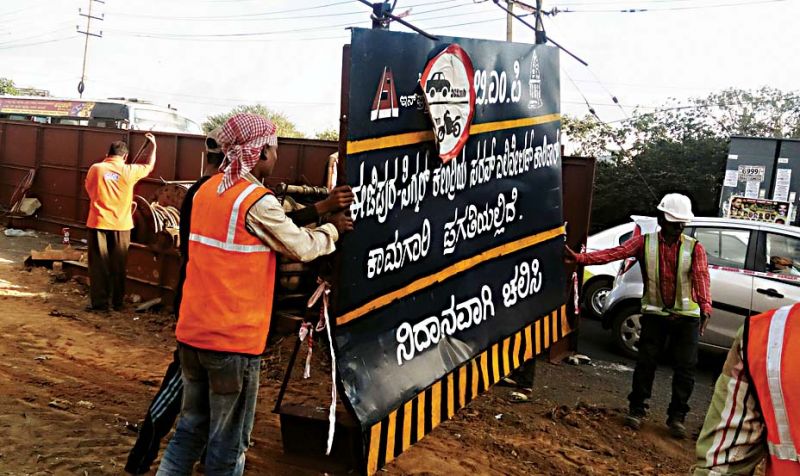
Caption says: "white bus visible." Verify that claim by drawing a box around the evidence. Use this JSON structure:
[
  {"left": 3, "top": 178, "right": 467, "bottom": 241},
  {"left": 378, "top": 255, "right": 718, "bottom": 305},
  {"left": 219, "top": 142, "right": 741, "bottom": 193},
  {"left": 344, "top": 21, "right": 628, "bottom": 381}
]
[{"left": 0, "top": 96, "right": 203, "bottom": 134}]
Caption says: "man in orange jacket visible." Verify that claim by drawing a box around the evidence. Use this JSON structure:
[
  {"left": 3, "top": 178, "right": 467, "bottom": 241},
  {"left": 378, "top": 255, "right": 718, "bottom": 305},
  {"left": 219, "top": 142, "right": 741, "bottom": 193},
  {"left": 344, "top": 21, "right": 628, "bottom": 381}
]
[
  {"left": 156, "top": 114, "right": 352, "bottom": 475},
  {"left": 84, "top": 133, "right": 157, "bottom": 311},
  {"left": 695, "top": 303, "right": 800, "bottom": 475}
]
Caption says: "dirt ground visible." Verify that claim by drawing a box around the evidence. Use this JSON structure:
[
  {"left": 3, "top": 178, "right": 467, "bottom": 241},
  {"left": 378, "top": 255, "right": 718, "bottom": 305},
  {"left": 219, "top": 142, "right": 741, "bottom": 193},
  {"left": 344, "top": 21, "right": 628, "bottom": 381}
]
[{"left": 0, "top": 229, "right": 705, "bottom": 475}]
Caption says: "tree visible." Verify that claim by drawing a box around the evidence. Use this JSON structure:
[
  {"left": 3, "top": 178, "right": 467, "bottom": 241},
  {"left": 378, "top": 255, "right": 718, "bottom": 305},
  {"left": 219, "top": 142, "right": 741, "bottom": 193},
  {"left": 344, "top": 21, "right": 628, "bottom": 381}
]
[
  {"left": 202, "top": 104, "right": 305, "bottom": 138},
  {"left": 564, "top": 88, "right": 800, "bottom": 232},
  {"left": 314, "top": 127, "right": 339, "bottom": 141},
  {"left": 0, "top": 78, "right": 19, "bottom": 96}
]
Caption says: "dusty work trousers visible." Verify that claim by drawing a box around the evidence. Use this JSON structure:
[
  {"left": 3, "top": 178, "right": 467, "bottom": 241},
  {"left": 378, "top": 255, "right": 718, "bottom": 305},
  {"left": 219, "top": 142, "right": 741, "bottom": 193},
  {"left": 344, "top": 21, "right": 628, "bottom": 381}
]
[
  {"left": 87, "top": 228, "right": 130, "bottom": 309},
  {"left": 157, "top": 345, "right": 260, "bottom": 476},
  {"left": 628, "top": 314, "right": 699, "bottom": 421}
]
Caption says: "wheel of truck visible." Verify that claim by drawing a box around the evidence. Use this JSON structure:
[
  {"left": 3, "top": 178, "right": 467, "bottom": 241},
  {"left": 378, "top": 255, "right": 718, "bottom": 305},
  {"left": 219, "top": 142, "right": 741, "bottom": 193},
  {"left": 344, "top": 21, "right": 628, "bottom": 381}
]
[
  {"left": 581, "top": 279, "right": 612, "bottom": 319},
  {"left": 612, "top": 303, "right": 642, "bottom": 360},
  {"left": 441, "top": 87, "right": 449, "bottom": 97},
  {"left": 427, "top": 86, "right": 436, "bottom": 97}
]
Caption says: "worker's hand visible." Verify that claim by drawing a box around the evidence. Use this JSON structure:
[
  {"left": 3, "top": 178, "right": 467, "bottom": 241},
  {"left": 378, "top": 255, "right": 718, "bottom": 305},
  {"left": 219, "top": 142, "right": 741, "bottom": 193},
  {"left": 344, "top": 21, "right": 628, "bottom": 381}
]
[
  {"left": 564, "top": 245, "right": 579, "bottom": 265},
  {"left": 144, "top": 132, "right": 156, "bottom": 145},
  {"left": 700, "top": 311, "right": 711, "bottom": 336},
  {"left": 326, "top": 211, "right": 353, "bottom": 235},
  {"left": 317, "top": 185, "right": 355, "bottom": 215}
]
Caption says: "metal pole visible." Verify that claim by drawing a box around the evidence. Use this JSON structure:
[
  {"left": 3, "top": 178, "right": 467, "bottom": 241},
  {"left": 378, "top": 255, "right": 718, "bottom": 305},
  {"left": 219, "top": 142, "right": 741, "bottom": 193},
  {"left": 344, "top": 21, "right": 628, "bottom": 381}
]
[
  {"left": 535, "top": 0, "right": 546, "bottom": 44},
  {"left": 506, "top": 1, "right": 513, "bottom": 42},
  {"left": 78, "top": 0, "right": 92, "bottom": 98}
]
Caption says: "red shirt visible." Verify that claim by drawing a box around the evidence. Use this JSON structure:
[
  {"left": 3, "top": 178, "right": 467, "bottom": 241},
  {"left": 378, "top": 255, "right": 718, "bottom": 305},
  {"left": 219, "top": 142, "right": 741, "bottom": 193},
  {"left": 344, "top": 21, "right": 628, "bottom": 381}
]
[{"left": 577, "top": 233, "right": 712, "bottom": 316}]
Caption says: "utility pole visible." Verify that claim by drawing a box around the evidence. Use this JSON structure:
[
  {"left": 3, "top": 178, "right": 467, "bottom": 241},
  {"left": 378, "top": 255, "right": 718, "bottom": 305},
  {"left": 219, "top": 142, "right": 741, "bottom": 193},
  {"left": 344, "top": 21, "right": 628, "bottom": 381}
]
[
  {"left": 534, "top": 0, "right": 546, "bottom": 44},
  {"left": 506, "top": 1, "right": 513, "bottom": 42},
  {"left": 76, "top": 0, "right": 104, "bottom": 98}
]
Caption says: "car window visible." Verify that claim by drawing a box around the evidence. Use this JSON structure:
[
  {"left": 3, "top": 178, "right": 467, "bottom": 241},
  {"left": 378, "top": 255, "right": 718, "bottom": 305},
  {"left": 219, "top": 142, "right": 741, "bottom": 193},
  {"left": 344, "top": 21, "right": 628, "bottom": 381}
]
[
  {"left": 765, "top": 233, "right": 800, "bottom": 277},
  {"left": 694, "top": 227, "right": 750, "bottom": 269},
  {"left": 618, "top": 231, "right": 633, "bottom": 245}
]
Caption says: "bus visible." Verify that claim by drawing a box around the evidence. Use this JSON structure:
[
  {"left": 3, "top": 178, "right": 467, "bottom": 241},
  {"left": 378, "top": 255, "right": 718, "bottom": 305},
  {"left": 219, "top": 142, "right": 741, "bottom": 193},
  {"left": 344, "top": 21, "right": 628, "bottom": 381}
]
[{"left": 0, "top": 96, "right": 203, "bottom": 134}]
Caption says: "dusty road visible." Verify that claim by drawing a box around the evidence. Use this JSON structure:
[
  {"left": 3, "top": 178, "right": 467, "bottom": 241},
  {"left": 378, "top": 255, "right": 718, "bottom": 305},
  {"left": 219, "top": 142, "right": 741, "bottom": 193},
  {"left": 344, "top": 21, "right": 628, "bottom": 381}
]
[{"left": 0, "top": 229, "right": 721, "bottom": 475}]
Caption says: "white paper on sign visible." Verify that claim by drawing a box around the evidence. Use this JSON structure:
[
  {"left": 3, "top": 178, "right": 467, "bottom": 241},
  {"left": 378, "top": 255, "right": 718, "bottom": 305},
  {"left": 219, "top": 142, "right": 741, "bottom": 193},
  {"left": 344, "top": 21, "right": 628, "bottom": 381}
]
[
  {"left": 723, "top": 170, "right": 738, "bottom": 187},
  {"left": 778, "top": 157, "right": 789, "bottom": 164},
  {"left": 728, "top": 154, "right": 738, "bottom": 160},
  {"left": 745, "top": 180, "right": 760, "bottom": 198},
  {"left": 773, "top": 169, "right": 792, "bottom": 202}
]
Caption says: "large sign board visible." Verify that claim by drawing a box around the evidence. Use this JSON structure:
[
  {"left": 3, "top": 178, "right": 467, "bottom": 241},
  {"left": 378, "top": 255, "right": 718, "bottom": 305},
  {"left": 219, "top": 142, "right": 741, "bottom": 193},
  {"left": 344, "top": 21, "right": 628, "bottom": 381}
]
[{"left": 334, "top": 28, "right": 567, "bottom": 473}]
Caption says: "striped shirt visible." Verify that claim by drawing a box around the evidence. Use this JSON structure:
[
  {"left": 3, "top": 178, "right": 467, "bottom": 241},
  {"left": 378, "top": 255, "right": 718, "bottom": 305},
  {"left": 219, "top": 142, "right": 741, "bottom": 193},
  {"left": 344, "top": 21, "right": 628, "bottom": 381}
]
[{"left": 694, "top": 327, "right": 767, "bottom": 475}]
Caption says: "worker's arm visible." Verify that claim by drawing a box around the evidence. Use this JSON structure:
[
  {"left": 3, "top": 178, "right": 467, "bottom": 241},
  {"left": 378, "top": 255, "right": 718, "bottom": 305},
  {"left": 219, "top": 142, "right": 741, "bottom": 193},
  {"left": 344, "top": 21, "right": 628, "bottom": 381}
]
[
  {"left": 246, "top": 193, "right": 347, "bottom": 263},
  {"left": 285, "top": 185, "right": 354, "bottom": 226},
  {"left": 691, "top": 241, "right": 713, "bottom": 330},
  {"left": 693, "top": 328, "right": 767, "bottom": 476},
  {"left": 565, "top": 234, "right": 645, "bottom": 266},
  {"left": 129, "top": 133, "right": 158, "bottom": 180}
]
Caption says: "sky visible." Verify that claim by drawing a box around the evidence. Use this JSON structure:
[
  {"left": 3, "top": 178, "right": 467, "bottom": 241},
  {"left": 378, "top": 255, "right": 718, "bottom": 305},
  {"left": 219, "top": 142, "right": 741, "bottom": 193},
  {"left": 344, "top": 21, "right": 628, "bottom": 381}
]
[{"left": 0, "top": 0, "right": 797, "bottom": 137}]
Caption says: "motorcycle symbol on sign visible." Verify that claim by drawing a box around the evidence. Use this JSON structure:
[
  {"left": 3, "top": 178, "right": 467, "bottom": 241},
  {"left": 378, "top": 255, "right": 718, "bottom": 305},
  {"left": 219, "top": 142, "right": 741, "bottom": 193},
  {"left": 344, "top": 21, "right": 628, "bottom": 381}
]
[{"left": 436, "top": 111, "right": 462, "bottom": 142}]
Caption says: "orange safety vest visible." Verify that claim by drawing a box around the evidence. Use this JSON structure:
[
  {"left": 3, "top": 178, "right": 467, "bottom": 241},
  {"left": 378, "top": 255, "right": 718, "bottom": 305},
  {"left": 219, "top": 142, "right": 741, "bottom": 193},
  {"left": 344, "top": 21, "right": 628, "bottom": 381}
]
[
  {"left": 177, "top": 174, "right": 276, "bottom": 355},
  {"left": 746, "top": 303, "right": 800, "bottom": 476}
]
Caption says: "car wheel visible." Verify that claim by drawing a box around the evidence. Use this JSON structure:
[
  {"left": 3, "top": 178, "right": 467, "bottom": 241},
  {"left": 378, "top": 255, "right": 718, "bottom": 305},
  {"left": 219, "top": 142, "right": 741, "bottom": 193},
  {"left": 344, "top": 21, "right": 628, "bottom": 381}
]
[
  {"left": 612, "top": 303, "right": 642, "bottom": 359},
  {"left": 581, "top": 279, "right": 612, "bottom": 319}
]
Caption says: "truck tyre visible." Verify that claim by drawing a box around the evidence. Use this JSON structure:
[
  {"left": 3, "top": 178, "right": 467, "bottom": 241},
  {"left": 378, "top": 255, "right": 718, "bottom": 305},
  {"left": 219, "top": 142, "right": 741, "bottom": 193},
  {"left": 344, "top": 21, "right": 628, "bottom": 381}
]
[
  {"left": 612, "top": 302, "right": 642, "bottom": 360},
  {"left": 581, "top": 279, "right": 612, "bottom": 319}
]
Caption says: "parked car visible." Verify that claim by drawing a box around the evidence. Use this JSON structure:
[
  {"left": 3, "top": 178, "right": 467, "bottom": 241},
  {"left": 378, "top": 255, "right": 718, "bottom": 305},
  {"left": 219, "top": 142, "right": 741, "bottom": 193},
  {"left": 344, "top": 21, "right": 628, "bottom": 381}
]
[
  {"left": 601, "top": 217, "right": 800, "bottom": 358},
  {"left": 581, "top": 216, "right": 656, "bottom": 318}
]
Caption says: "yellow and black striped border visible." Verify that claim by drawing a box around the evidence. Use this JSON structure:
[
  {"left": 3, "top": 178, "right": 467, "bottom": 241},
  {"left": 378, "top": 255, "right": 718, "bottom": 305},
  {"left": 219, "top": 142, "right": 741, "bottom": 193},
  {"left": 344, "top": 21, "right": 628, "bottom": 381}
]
[
  {"left": 346, "top": 113, "right": 561, "bottom": 155},
  {"left": 364, "top": 304, "right": 572, "bottom": 474}
]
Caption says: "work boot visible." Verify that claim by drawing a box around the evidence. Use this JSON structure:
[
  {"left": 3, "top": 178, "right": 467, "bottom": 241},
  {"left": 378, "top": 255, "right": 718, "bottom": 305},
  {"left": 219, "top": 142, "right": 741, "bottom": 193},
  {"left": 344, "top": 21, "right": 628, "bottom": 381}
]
[
  {"left": 667, "top": 417, "right": 687, "bottom": 439},
  {"left": 624, "top": 409, "right": 645, "bottom": 430}
]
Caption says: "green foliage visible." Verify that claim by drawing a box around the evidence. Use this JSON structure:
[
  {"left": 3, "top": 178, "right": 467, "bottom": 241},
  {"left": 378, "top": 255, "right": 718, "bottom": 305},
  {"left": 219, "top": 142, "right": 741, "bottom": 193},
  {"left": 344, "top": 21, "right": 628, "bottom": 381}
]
[
  {"left": 564, "top": 88, "right": 800, "bottom": 232},
  {"left": 202, "top": 104, "right": 305, "bottom": 138},
  {"left": 314, "top": 127, "right": 339, "bottom": 141},
  {"left": 0, "top": 77, "right": 19, "bottom": 96}
]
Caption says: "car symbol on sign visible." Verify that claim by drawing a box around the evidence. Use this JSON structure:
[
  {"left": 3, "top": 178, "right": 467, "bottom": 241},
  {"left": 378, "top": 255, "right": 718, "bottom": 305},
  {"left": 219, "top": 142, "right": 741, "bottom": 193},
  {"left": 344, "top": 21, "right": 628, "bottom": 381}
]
[{"left": 426, "top": 72, "right": 451, "bottom": 98}]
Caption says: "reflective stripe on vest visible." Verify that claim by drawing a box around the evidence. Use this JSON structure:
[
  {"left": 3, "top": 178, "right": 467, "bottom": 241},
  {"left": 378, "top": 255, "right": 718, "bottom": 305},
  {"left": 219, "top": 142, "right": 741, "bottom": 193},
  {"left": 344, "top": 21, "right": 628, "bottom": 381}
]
[
  {"left": 177, "top": 175, "right": 276, "bottom": 355},
  {"left": 642, "top": 233, "right": 700, "bottom": 317},
  {"left": 765, "top": 305, "right": 798, "bottom": 462},
  {"left": 188, "top": 183, "right": 270, "bottom": 254}
]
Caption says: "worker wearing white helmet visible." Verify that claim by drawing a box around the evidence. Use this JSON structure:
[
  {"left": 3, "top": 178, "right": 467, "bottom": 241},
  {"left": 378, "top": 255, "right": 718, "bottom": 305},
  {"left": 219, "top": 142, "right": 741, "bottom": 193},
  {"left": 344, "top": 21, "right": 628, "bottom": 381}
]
[{"left": 566, "top": 193, "right": 712, "bottom": 439}]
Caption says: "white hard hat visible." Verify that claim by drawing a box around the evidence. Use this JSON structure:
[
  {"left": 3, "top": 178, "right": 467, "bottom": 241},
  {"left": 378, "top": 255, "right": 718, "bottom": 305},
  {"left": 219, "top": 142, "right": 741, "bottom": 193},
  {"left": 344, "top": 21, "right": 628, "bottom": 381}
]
[{"left": 656, "top": 193, "right": 694, "bottom": 223}]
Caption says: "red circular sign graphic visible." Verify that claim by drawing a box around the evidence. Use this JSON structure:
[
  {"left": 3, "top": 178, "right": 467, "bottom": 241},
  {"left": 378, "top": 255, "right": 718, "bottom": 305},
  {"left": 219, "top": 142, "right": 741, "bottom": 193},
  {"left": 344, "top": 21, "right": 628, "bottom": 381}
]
[{"left": 420, "top": 44, "right": 476, "bottom": 163}]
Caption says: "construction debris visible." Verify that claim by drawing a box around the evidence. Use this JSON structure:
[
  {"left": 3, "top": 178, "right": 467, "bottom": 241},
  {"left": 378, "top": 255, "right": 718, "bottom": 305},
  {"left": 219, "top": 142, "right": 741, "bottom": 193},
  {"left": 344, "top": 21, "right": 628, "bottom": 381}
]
[{"left": 4, "top": 228, "right": 37, "bottom": 237}]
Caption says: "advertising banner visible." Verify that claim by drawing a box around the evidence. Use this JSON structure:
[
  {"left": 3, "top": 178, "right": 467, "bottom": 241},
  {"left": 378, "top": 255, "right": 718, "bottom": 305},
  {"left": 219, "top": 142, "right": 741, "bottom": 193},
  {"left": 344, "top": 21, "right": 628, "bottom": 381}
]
[
  {"left": 334, "top": 29, "right": 568, "bottom": 473},
  {"left": 727, "top": 196, "right": 791, "bottom": 224},
  {"left": 0, "top": 98, "right": 96, "bottom": 117}
]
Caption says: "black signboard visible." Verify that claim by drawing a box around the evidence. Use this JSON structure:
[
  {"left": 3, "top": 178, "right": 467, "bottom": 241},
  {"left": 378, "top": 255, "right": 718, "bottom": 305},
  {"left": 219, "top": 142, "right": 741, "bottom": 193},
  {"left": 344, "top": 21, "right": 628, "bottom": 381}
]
[{"left": 333, "top": 28, "right": 566, "bottom": 471}]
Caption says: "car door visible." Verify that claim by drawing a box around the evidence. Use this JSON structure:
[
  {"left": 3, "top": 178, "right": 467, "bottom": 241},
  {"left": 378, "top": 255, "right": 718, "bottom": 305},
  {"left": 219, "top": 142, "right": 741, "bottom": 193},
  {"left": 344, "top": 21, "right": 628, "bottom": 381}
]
[
  {"left": 690, "top": 226, "right": 755, "bottom": 349},
  {"left": 751, "top": 230, "right": 800, "bottom": 314}
]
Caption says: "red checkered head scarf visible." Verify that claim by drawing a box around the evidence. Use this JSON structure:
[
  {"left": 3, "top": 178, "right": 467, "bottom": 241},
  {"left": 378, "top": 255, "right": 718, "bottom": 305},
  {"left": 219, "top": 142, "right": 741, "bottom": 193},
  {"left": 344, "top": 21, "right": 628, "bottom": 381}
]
[{"left": 216, "top": 113, "right": 278, "bottom": 194}]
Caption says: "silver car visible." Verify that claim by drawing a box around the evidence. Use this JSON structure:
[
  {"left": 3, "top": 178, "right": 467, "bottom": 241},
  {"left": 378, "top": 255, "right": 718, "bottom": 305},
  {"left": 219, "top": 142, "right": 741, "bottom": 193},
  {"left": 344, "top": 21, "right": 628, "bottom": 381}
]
[{"left": 601, "top": 217, "right": 800, "bottom": 358}]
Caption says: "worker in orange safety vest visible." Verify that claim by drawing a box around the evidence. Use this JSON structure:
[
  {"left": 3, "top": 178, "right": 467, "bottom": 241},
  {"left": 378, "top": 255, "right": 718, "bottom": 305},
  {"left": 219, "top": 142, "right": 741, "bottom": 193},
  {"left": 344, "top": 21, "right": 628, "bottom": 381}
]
[
  {"left": 156, "top": 113, "right": 353, "bottom": 475},
  {"left": 695, "top": 303, "right": 800, "bottom": 475}
]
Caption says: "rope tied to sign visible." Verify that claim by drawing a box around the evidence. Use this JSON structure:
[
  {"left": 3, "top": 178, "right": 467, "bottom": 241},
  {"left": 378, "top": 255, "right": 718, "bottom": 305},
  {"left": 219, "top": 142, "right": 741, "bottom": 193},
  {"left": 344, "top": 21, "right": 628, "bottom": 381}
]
[
  {"left": 298, "top": 322, "right": 314, "bottom": 379},
  {"left": 306, "top": 277, "right": 337, "bottom": 455}
]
